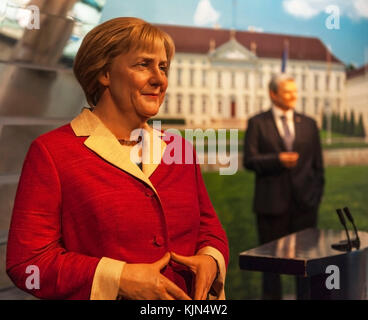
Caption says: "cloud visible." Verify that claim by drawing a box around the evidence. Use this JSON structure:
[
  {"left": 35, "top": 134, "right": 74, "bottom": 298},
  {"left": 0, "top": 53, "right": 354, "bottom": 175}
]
[
  {"left": 283, "top": 0, "right": 368, "bottom": 20},
  {"left": 193, "top": 0, "right": 220, "bottom": 26},
  {"left": 283, "top": 0, "right": 320, "bottom": 19},
  {"left": 353, "top": 0, "right": 368, "bottom": 18}
]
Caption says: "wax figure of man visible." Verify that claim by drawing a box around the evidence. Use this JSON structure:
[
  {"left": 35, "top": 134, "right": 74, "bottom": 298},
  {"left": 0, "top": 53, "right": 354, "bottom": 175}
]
[{"left": 243, "top": 74, "right": 325, "bottom": 300}]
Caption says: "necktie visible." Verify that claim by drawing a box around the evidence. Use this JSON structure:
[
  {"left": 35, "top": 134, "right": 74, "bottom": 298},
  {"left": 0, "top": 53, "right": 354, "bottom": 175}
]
[{"left": 280, "top": 115, "right": 293, "bottom": 151}]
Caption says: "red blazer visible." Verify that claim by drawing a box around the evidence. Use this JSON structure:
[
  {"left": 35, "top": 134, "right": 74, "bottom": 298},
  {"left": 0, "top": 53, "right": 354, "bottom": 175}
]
[{"left": 6, "top": 111, "right": 229, "bottom": 299}]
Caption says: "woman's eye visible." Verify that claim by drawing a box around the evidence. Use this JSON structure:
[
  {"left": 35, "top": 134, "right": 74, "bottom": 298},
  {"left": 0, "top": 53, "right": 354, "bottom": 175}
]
[{"left": 160, "top": 65, "right": 169, "bottom": 73}]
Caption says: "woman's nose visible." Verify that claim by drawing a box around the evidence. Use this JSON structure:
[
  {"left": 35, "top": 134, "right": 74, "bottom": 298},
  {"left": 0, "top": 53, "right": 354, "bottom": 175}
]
[{"left": 149, "top": 67, "right": 166, "bottom": 86}]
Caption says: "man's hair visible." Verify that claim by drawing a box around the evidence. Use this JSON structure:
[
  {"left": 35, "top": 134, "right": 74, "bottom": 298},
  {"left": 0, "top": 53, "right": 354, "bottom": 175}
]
[
  {"left": 73, "top": 17, "right": 175, "bottom": 106},
  {"left": 268, "top": 73, "right": 295, "bottom": 94}
]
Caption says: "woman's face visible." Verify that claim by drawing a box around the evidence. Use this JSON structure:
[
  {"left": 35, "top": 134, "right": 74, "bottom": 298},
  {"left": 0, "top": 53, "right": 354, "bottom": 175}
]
[{"left": 100, "top": 44, "right": 169, "bottom": 120}]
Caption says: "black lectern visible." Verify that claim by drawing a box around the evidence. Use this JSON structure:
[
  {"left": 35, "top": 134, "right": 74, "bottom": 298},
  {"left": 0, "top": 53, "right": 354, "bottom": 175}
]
[{"left": 239, "top": 228, "right": 368, "bottom": 299}]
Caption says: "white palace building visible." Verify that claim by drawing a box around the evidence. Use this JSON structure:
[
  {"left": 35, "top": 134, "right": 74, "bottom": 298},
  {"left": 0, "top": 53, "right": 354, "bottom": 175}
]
[{"left": 155, "top": 24, "right": 346, "bottom": 129}]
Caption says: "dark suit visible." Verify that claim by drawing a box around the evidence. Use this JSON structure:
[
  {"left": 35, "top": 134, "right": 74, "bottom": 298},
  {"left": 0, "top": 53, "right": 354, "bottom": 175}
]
[{"left": 243, "top": 109, "right": 325, "bottom": 299}]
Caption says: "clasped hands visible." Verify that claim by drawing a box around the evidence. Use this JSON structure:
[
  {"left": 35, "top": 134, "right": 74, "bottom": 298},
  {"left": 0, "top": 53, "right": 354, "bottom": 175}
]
[
  {"left": 279, "top": 152, "right": 299, "bottom": 168},
  {"left": 118, "top": 252, "right": 218, "bottom": 300}
]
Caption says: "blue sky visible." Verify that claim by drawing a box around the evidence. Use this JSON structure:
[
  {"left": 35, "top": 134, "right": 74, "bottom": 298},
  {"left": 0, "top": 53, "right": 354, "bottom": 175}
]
[{"left": 101, "top": 0, "right": 368, "bottom": 67}]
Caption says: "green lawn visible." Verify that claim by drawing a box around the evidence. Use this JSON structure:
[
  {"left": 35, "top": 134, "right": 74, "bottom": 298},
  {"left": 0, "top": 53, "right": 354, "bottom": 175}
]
[
  {"left": 322, "top": 142, "right": 368, "bottom": 150},
  {"left": 320, "top": 130, "right": 368, "bottom": 149},
  {"left": 319, "top": 130, "right": 350, "bottom": 140},
  {"left": 202, "top": 166, "right": 368, "bottom": 300}
]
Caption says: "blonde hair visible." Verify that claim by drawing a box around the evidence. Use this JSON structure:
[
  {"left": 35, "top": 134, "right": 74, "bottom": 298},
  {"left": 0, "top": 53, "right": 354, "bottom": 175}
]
[{"left": 73, "top": 17, "right": 175, "bottom": 106}]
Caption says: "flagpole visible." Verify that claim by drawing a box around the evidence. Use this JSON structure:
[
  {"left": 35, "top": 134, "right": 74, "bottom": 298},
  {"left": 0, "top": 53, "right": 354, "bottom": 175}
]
[
  {"left": 281, "top": 39, "right": 289, "bottom": 73},
  {"left": 232, "top": 0, "right": 237, "bottom": 30}
]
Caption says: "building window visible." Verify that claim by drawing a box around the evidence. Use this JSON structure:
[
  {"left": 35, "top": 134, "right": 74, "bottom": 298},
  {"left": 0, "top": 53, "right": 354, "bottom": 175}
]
[
  {"left": 324, "top": 98, "right": 329, "bottom": 109},
  {"left": 326, "top": 75, "right": 330, "bottom": 91},
  {"left": 302, "top": 97, "right": 307, "bottom": 113},
  {"left": 190, "top": 69, "right": 195, "bottom": 87},
  {"left": 244, "top": 72, "right": 249, "bottom": 89},
  {"left": 314, "top": 74, "right": 319, "bottom": 91},
  {"left": 336, "top": 76, "right": 341, "bottom": 91},
  {"left": 302, "top": 74, "right": 307, "bottom": 91},
  {"left": 202, "top": 69, "right": 207, "bottom": 87},
  {"left": 163, "top": 94, "right": 169, "bottom": 114},
  {"left": 245, "top": 96, "right": 249, "bottom": 114},
  {"left": 230, "top": 98, "right": 236, "bottom": 118},
  {"left": 314, "top": 97, "right": 319, "bottom": 115},
  {"left": 177, "top": 94, "right": 182, "bottom": 114},
  {"left": 202, "top": 95, "right": 207, "bottom": 113},
  {"left": 217, "top": 72, "right": 222, "bottom": 88},
  {"left": 231, "top": 72, "right": 235, "bottom": 89},
  {"left": 217, "top": 97, "right": 222, "bottom": 114},
  {"left": 336, "top": 98, "right": 341, "bottom": 113},
  {"left": 189, "top": 95, "right": 195, "bottom": 114},
  {"left": 177, "top": 68, "right": 182, "bottom": 86}
]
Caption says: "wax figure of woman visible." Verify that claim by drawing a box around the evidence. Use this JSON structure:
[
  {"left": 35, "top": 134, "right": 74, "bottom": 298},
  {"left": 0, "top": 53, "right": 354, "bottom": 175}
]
[{"left": 6, "top": 17, "right": 229, "bottom": 300}]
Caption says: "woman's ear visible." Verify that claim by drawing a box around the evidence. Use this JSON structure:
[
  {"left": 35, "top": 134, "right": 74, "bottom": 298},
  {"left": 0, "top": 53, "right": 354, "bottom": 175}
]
[{"left": 98, "top": 71, "right": 110, "bottom": 87}]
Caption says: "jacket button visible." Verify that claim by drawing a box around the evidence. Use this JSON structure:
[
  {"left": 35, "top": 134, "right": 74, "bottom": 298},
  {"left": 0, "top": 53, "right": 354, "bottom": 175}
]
[{"left": 153, "top": 235, "right": 164, "bottom": 247}]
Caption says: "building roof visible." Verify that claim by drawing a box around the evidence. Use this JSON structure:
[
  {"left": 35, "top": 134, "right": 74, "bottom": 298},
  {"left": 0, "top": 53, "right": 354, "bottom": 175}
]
[
  {"left": 346, "top": 64, "right": 368, "bottom": 79},
  {"left": 157, "top": 24, "right": 343, "bottom": 64}
]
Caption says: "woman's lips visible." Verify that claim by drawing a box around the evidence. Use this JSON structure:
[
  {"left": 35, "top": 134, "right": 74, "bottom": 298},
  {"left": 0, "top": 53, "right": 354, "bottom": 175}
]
[{"left": 142, "top": 93, "right": 159, "bottom": 99}]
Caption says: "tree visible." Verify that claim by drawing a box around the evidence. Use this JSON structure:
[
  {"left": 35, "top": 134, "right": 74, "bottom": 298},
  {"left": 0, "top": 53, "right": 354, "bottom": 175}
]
[
  {"left": 356, "top": 113, "right": 366, "bottom": 137},
  {"left": 345, "top": 63, "right": 357, "bottom": 72},
  {"left": 331, "top": 112, "right": 337, "bottom": 133},
  {"left": 335, "top": 112, "right": 342, "bottom": 134},
  {"left": 342, "top": 112, "right": 349, "bottom": 135},
  {"left": 322, "top": 112, "right": 327, "bottom": 131},
  {"left": 349, "top": 110, "right": 356, "bottom": 136}
]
